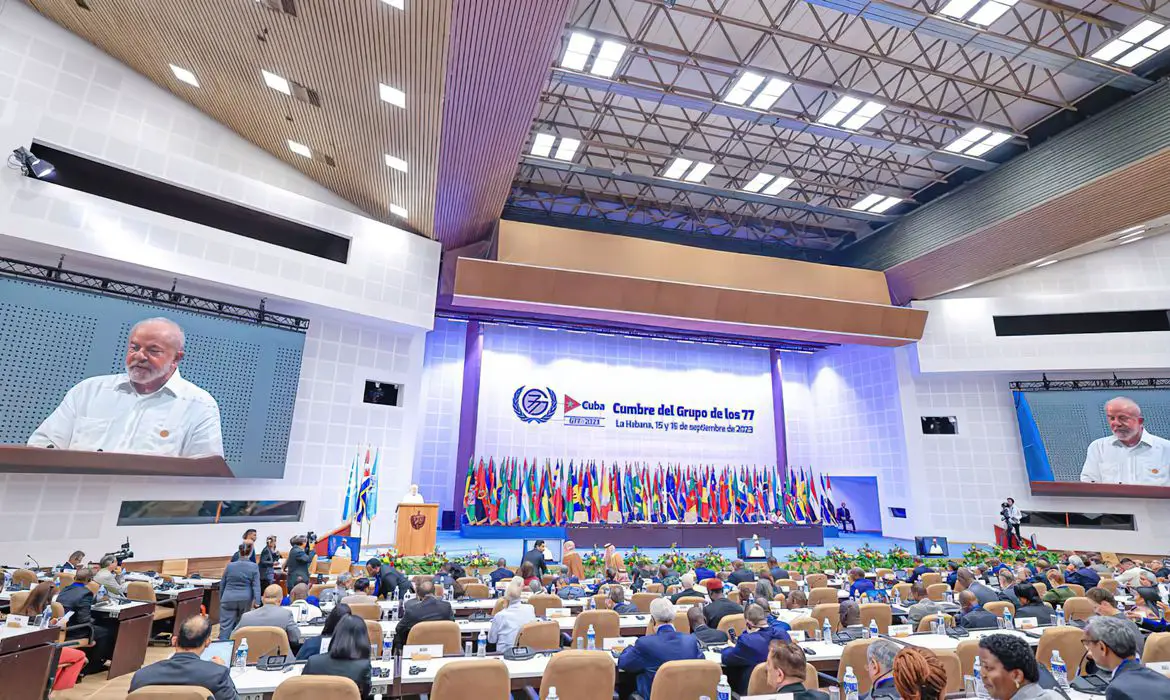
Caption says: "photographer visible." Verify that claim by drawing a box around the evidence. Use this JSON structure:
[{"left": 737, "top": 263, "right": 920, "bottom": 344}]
[
  {"left": 1000, "top": 498, "right": 1022, "bottom": 548},
  {"left": 286, "top": 535, "right": 314, "bottom": 588}
]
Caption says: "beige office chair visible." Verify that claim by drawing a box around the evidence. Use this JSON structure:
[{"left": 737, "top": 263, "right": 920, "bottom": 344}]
[
  {"left": 348, "top": 603, "right": 381, "bottom": 621},
  {"left": 328, "top": 557, "right": 352, "bottom": 576},
  {"left": 837, "top": 639, "right": 876, "bottom": 694},
  {"left": 528, "top": 593, "right": 563, "bottom": 618},
  {"left": 810, "top": 603, "right": 841, "bottom": 632},
  {"left": 230, "top": 627, "right": 291, "bottom": 661},
  {"left": 717, "top": 613, "right": 747, "bottom": 636},
  {"left": 127, "top": 581, "right": 176, "bottom": 623},
  {"left": 746, "top": 662, "right": 819, "bottom": 694},
  {"left": 984, "top": 601, "right": 1015, "bottom": 618},
  {"left": 789, "top": 617, "right": 819, "bottom": 638},
  {"left": 632, "top": 592, "right": 660, "bottom": 612},
  {"left": 646, "top": 611, "right": 690, "bottom": 634},
  {"left": 648, "top": 660, "right": 721, "bottom": 700},
  {"left": 517, "top": 620, "right": 561, "bottom": 651},
  {"left": 160, "top": 559, "right": 188, "bottom": 579},
  {"left": 1062, "top": 597, "right": 1094, "bottom": 622},
  {"left": 463, "top": 583, "right": 491, "bottom": 599},
  {"left": 11, "top": 569, "right": 37, "bottom": 589},
  {"left": 926, "top": 583, "right": 949, "bottom": 602},
  {"left": 935, "top": 650, "right": 964, "bottom": 694},
  {"left": 1036, "top": 627, "right": 1087, "bottom": 681},
  {"left": 858, "top": 603, "right": 892, "bottom": 633},
  {"left": 363, "top": 619, "right": 382, "bottom": 650},
  {"left": 491, "top": 598, "right": 509, "bottom": 615},
  {"left": 804, "top": 573, "right": 828, "bottom": 589},
  {"left": 675, "top": 595, "right": 705, "bottom": 606},
  {"left": 1143, "top": 632, "right": 1170, "bottom": 663},
  {"left": 127, "top": 687, "right": 213, "bottom": 700},
  {"left": 917, "top": 613, "right": 955, "bottom": 632},
  {"left": 431, "top": 658, "right": 510, "bottom": 700},
  {"left": 645, "top": 583, "right": 665, "bottom": 594},
  {"left": 272, "top": 676, "right": 360, "bottom": 700},
  {"left": 921, "top": 572, "right": 942, "bottom": 588},
  {"left": 405, "top": 621, "right": 462, "bottom": 655},
  {"left": 569, "top": 610, "right": 620, "bottom": 648},
  {"left": 1065, "top": 584, "right": 1086, "bottom": 597},
  {"left": 537, "top": 650, "right": 615, "bottom": 700},
  {"left": 808, "top": 587, "right": 838, "bottom": 606},
  {"left": 956, "top": 639, "right": 981, "bottom": 677}
]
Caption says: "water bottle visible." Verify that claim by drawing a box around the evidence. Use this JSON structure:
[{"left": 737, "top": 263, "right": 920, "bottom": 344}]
[
  {"left": 1003, "top": 609, "right": 1014, "bottom": 630},
  {"left": 867, "top": 619, "right": 879, "bottom": 640},
  {"left": 717, "top": 674, "right": 732, "bottom": 700},
  {"left": 973, "top": 656, "right": 990, "bottom": 699},
  {"left": 1051, "top": 651, "right": 1069, "bottom": 690},
  {"left": 576, "top": 634, "right": 585, "bottom": 650},
  {"left": 464, "top": 640, "right": 473, "bottom": 656},
  {"left": 586, "top": 624, "right": 596, "bottom": 651},
  {"left": 935, "top": 615, "right": 946, "bottom": 635},
  {"left": 547, "top": 687, "right": 559, "bottom": 700},
  {"left": 39, "top": 604, "right": 53, "bottom": 628},
  {"left": 382, "top": 632, "right": 393, "bottom": 661},
  {"left": 477, "top": 630, "right": 487, "bottom": 656},
  {"left": 1055, "top": 606, "right": 1065, "bottom": 626},
  {"left": 893, "top": 588, "right": 902, "bottom": 607},
  {"left": 822, "top": 617, "right": 833, "bottom": 641},
  {"left": 843, "top": 666, "right": 859, "bottom": 700},
  {"left": 235, "top": 638, "right": 249, "bottom": 670}
]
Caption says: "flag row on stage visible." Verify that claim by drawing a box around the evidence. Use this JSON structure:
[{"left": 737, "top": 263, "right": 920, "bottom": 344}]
[{"left": 461, "top": 458, "right": 841, "bottom": 527}]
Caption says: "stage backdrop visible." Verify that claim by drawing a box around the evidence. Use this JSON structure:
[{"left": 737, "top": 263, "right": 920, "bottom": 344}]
[{"left": 474, "top": 325, "right": 777, "bottom": 464}]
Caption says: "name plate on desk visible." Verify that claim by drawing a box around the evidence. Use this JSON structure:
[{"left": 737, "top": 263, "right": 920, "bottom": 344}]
[
  {"left": 4, "top": 615, "right": 28, "bottom": 628},
  {"left": 547, "top": 608, "right": 571, "bottom": 618},
  {"left": 889, "top": 624, "right": 913, "bottom": 638},
  {"left": 1016, "top": 617, "right": 1038, "bottom": 629},
  {"left": 604, "top": 637, "right": 636, "bottom": 651},
  {"left": 404, "top": 644, "right": 442, "bottom": 660},
  {"left": 789, "top": 630, "right": 806, "bottom": 642}
]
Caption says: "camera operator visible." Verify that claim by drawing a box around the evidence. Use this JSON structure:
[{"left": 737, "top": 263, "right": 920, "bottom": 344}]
[
  {"left": 286, "top": 535, "right": 315, "bottom": 588},
  {"left": 1000, "top": 498, "right": 1022, "bottom": 548}
]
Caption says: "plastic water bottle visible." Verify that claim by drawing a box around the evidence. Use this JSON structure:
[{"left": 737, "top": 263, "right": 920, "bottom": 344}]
[
  {"left": 464, "top": 640, "right": 473, "bottom": 656},
  {"left": 576, "top": 634, "right": 585, "bottom": 650},
  {"left": 1055, "top": 606, "right": 1065, "bottom": 626},
  {"left": 822, "top": 617, "right": 833, "bottom": 641},
  {"left": 893, "top": 588, "right": 901, "bottom": 606},
  {"left": 717, "top": 674, "right": 732, "bottom": 700},
  {"left": 973, "top": 656, "right": 990, "bottom": 698},
  {"left": 935, "top": 615, "right": 947, "bottom": 635},
  {"left": 235, "top": 638, "right": 249, "bottom": 670},
  {"left": 843, "top": 666, "right": 859, "bottom": 700},
  {"left": 867, "top": 619, "right": 879, "bottom": 640},
  {"left": 1003, "top": 609, "right": 1014, "bottom": 630},
  {"left": 382, "top": 632, "right": 393, "bottom": 661},
  {"left": 1051, "top": 651, "right": 1069, "bottom": 690},
  {"left": 547, "top": 687, "right": 559, "bottom": 700},
  {"left": 477, "top": 630, "right": 487, "bottom": 656},
  {"left": 586, "top": 624, "right": 596, "bottom": 650},
  {"left": 39, "top": 604, "right": 52, "bottom": 628}
]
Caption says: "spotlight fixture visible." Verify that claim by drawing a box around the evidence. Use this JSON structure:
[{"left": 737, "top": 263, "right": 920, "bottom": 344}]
[{"left": 11, "top": 147, "right": 55, "bottom": 179}]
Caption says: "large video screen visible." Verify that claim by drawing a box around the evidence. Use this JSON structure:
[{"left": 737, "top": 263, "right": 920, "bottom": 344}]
[
  {"left": 0, "top": 276, "right": 305, "bottom": 477},
  {"left": 1013, "top": 388, "right": 1170, "bottom": 491}
]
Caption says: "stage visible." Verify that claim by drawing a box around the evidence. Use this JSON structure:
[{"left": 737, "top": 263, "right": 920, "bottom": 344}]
[{"left": 459, "top": 522, "right": 825, "bottom": 548}]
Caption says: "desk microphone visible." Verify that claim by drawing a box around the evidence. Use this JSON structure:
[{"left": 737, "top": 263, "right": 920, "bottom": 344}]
[{"left": 25, "top": 554, "right": 40, "bottom": 568}]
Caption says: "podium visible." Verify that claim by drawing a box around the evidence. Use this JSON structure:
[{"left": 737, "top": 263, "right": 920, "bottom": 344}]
[
  {"left": 395, "top": 503, "right": 438, "bottom": 556},
  {"left": 0, "top": 446, "right": 233, "bottom": 477}
]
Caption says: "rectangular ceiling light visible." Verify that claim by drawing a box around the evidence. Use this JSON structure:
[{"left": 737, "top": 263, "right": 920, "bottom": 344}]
[
  {"left": 943, "top": 127, "right": 991, "bottom": 153},
  {"left": 287, "top": 139, "right": 311, "bottom": 158},
  {"left": 590, "top": 40, "right": 626, "bottom": 78},
  {"left": 530, "top": 133, "right": 555, "bottom": 157},
  {"left": 683, "top": 161, "right": 715, "bottom": 183},
  {"left": 967, "top": 0, "right": 1016, "bottom": 26},
  {"left": 817, "top": 96, "right": 862, "bottom": 127},
  {"left": 867, "top": 196, "right": 902, "bottom": 213},
  {"left": 380, "top": 0, "right": 405, "bottom": 8},
  {"left": 938, "top": 0, "right": 981, "bottom": 18},
  {"left": 851, "top": 193, "right": 902, "bottom": 212},
  {"left": 749, "top": 78, "right": 792, "bottom": 111},
  {"left": 963, "top": 131, "right": 1012, "bottom": 156},
  {"left": 384, "top": 154, "right": 408, "bottom": 173},
  {"left": 379, "top": 83, "right": 406, "bottom": 108},
  {"left": 561, "top": 32, "right": 595, "bottom": 72},
  {"left": 169, "top": 64, "right": 199, "bottom": 87},
  {"left": 389, "top": 204, "right": 408, "bottom": 218},
  {"left": 1120, "top": 19, "right": 1165, "bottom": 44},
  {"left": 725, "top": 72, "right": 765, "bottom": 105},
  {"left": 762, "top": 175, "right": 794, "bottom": 196},
  {"left": 840, "top": 100, "right": 886, "bottom": 130},
  {"left": 261, "top": 69, "right": 291, "bottom": 95},
  {"left": 663, "top": 158, "right": 693, "bottom": 180},
  {"left": 944, "top": 127, "right": 1012, "bottom": 156},
  {"left": 743, "top": 173, "right": 773, "bottom": 192},
  {"left": 1092, "top": 19, "right": 1169, "bottom": 67},
  {"left": 553, "top": 137, "right": 580, "bottom": 161},
  {"left": 1116, "top": 45, "right": 1158, "bottom": 67}
]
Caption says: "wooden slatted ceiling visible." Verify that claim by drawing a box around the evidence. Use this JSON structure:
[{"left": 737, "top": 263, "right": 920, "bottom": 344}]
[{"left": 433, "top": 0, "right": 574, "bottom": 248}]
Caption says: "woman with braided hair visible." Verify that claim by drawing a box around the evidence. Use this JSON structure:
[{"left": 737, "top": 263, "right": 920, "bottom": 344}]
[{"left": 892, "top": 646, "right": 949, "bottom": 700}]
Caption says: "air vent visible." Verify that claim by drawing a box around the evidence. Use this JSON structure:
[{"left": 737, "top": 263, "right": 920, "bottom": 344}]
[
  {"left": 259, "top": 0, "right": 297, "bottom": 17},
  {"left": 323, "top": 154, "right": 336, "bottom": 168}
]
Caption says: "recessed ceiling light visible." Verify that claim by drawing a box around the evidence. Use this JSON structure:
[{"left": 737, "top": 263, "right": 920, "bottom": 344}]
[
  {"left": 850, "top": 193, "right": 902, "bottom": 213},
  {"left": 553, "top": 137, "right": 580, "bottom": 161},
  {"left": 683, "top": 161, "right": 715, "bottom": 183},
  {"left": 1116, "top": 46, "right": 1158, "bottom": 67},
  {"left": 384, "top": 154, "right": 408, "bottom": 173},
  {"left": 379, "top": 0, "right": 404, "bottom": 8},
  {"left": 743, "top": 173, "right": 773, "bottom": 193},
  {"left": 663, "top": 158, "right": 693, "bottom": 180},
  {"left": 1119, "top": 19, "right": 1164, "bottom": 44},
  {"left": 390, "top": 204, "right": 408, "bottom": 218},
  {"left": 530, "top": 133, "right": 555, "bottom": 158},
  {"left": 261, "top": 69, "right": 291, "bottom": 95},
  {"left": 840, "top": 100, "right": 886, "bottom": 130},
  {"left": 725, "top": 72, "right": 765, "bottom": 105},
  {"left": 1035, "top": 259, "right": 1058, "bottom": 267},
  {"left": 750, "top": 78, "right": 791, "bottom": 111},
  {"left": 818, "top": 96, "right": 861, "bottom": 127},
  {"left": 964, "top": 131, "right": 1013, "bottom": 157},
  {"left": 287, "top": 140, "right": 311, "bottom": 159},
  {"left": 762, "top": 176, "right": 794, "bottom": 196},
  {"left": 938, "top": 0, "right": 981, "bottom": 19},
  {"left": 867, "top": 196, "right": 902, "bottom": 214},
  {"left": 590, "top": 40, "right": 626, "bottom": 78},
  {"left": 561, "top": 32, "right": 595, "bottom": 72},
  {"left": 967, "top": 0, "right": 1016, "bottom": 26},
  {"left": 169, "top": 64, "right": 199, "bottom": 87},
  {"left": 661, "top": 158, "right": 715, "bottom": 183},
  {"left": 1120, "top": 236, "right": 1144, "bottom": 244},
  {"left": 1092, "top": 19, "right": 1169, "bottom": 66},
  {"left": 379, "top": 83, "right": 406, "bottom": 108},
  {"left": 850, "top": 193, "right": 885, "bottom": 211}
]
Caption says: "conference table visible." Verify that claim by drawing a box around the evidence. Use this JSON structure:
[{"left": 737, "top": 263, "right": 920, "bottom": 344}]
[{"left": 0, "top": 624, "right": 59, "bottom": 700}]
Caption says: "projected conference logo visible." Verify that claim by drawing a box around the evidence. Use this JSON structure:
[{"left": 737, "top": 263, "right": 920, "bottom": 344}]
[{"left": 511, "top": 385, "right": 604, "bottom": 427}]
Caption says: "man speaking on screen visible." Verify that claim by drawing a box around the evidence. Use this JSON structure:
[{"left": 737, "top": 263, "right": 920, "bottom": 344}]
[
  {"left": 28, "top": 317, "right": 224, "bottom": 458},
  {"left": 1080, "top": 396, "right": 1170, "bottom": 486}
]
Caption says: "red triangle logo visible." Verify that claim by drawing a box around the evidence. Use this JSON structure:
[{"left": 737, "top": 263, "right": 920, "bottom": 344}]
[{"left": 563, "top": 395, "right": 581, "bottom": 413}]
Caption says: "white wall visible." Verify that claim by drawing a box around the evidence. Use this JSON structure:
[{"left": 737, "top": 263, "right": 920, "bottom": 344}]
[{"left": 0, "top": 1, "right": 440, "bottom": 562}]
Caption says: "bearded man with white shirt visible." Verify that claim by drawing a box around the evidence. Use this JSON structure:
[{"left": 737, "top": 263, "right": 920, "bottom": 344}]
[
  {"left": 28, "top": 317, "right": 223, "bottom": 458},
  {"left": 1080, "top": 397, "right": 1170, "bottom": 487}
]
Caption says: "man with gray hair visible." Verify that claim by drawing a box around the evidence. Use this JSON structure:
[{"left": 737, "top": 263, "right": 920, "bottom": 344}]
[
  {"left": 609, "top": 586, "right": 639, "bottom": 614},
  {"left": 618, "top": 597, "right": 703, "bottom": 699},
  {"left": 1083, "top": 616, "right": 1170, "bottom": 696},
  {"left": 318, "top": 572, "right": 353, "bottom": 605},
  {"left": 488, "top": 577, "right": 535, "bottom": 653},
  {"left": 1066, "top": 554, "right": 1101, "bottom": 589},
  {"left": 997, "top": 569, "right": 1021, "bottom": 608},
  {"left": 29, "top": 316, "right": 223, "bottom": 457},
  {"left": 1081, "top": 396, "right": 1170, "bottom": 486},
  {"left": 862, "top": 638, "right": 900, "bottom": 699}
]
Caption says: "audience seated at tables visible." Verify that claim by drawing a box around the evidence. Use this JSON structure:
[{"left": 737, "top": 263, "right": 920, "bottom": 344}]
[
  {"left": 297, "top": 603, "right": 350, "bottom": 660},
  {"left": 488, "top": 577, "right": 535, "bottom": 653},
  {"left": 1085, "top": 588, "right": 1145, "bottom": 657},
  {"left": 862, "top": 638, "right": 899, "bottom": 700},
  {"left": 658, "top": 564, "right": 681, "bottom": 589},
  {"left": 686, "top": 605, "right": 728, "bottom": 645},
  {"left": 693, "top": 558, "right": 717, "bottom": 582},
  {"left": 958, "top": 568, "right": 999, "bottom": 607},
  {"left": 1088, "top": 554, "right": 1110, "bottom": 574},
  {"left": 727, "top": 560, "right": 756, "bottom": 585},
  {"left": 976, "top": 633, "right": 1063, "bottom": 700},
  {"left": 618, "top": 598, "right": 703, "bottom": 699},
  {"left": 767, "top": 557, "right": 791, "bottom": 581},
  {"left": 554, "top": 576, "right": 586, "bottom": 599},
  {"left": 365, "top": 557, "right": 412, "bottom": 600},
  {"left": 63, "top": 550, "right": 85, "bottom": 571},
  {"left": 944, "top": 561, "right": 959, "bottom": 588},
  {"left": 1113, "top": 558, "right": 1157, "bottom": 588},
  {"left": 285, "top": 535, "right": 314, "bottom": 589},
  {"left": 1065, "top": 555, "right": 1101, "bottom": 589},
  {"left": 591, "top": 567, "right": 620, "bottom": 594},
  {"left": 341, "top": 578, "right": 378, "bottom": 606},
  {"left": 57, "top": 567, "right": 114, "bottom": 675},
  {"left": 283, "top": 582, "right": 322, "bottom": 618},
  {"left": 488, "top": 558, "right": 514, "bottom": 585},
  {"left": 303, "top": 614, "right": 373, "bottom": 699},
  {"left": 259, "top": 535, "right": 280, "bottom": 588},
  {"left": 129, "top": 615, "right": 238, "bottom": 700},
  {"left": 527, "top": 579, "right": 544, "bottom": 594},
  {"left": 1083, "top": 617, "right": 1170, "bottom": 696},
  {"left": 1042, "top": 571, "right": 1076, "bottom": 607},
  {"left": 703, "top": 577, "right": 742, "bottom": 629},
  {"left": 766, "top": 641, "right": 828, "bottom": 699},
  {"left": 905, "top": 582, "right": 940, "bottom": 626},
  {"left": 609, "top": 586, "right": 640, "bottom": 614},
  {"left": 218, "top": 543, "right": 262, "bottom": 640},
  {"left": 668, "top": 573, "right": 704, "bottom": 603},
  {"left": 956, "top": 590, "right": 998, "bottom": 630},
  {"left": 786, "top": 589, "right": 809, "bottom": 610},
  {"left": 13, "top": 583, "right": 88, "bottom": 691},
  {"left": 721, "top": 604, "right": 792, "bottom": 693},
  {"left": 94, "top": 555, "right": 127, "bottom": 597},
  {"left": 906, "top": 557, "right": 933, "bottom": 584},
  {"left": 432, "top": 562, "right": 456, "bottom": 589},
  {"left": 394, "top": 579, "right": 453, "bottom": 653},
  {"left": 319, "top": 572, "right": 353, "bottom": 605},
  {"left": 236, "top": 584, "right": 301, "bottom": 647},
  {"left": 1154, "top": 558, "right": 1170, "bottom": 580},
  {"left": 891, "top": 647, "right": 948, "bottom": 700},
  {"left": 1012, "top": 584, "right": 1053, "bottom": 625},
  {"left": 1127, "top": 587, "right": 1168, "bottom": 630},
  {"left": 848, "top": 567, "right": 875, "bottom": 599},
  {"left": 997, "top": 570, "right": 1021, "bottom": 608},
  {"left": 839, "top": 599, "right": 862, "bottom": 629},
  {"left": 230, "top": 529, "right": 259, "bottom": 563}
]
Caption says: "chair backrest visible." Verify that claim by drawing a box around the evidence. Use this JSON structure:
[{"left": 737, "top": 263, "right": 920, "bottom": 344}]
[
  {"left": 956, "top": 639, "right": 980, "bottom": 677},
  {"left": 1065, "top": 583, "right": 1085, "bottom": 597},
  {"left": 363, "top": 619, "right": 381, "bottom": 651},
  {"left": 127, "top": 581, "right": 158, "bottom": 603},
  {"left": 349, "top": 603, "right": 381, "bottom": 621},
  {"left": 746, "top": 661, "right": 819, "bottom": 694},
  {"left": 308, "top": 583, "right": 329, "bottom": 600},
  {"left": 160, "top": 559, "right": 188, "bottom": 577},
  {"left": 810, "top": 603, "right": 840, "bottom": 632},
  {"left": 51, "top": 601, "right": 64, "bottom": 619},
  {"left": 542, "top": 574, "right": 558, "bottom": 587},
  {"left": 528, "top": 594, "right": 563, "bottom": 618},
  {"left": 646, "top": 583, "right": 664, "bottom": 594},
  {"left": 432, "top": 658, "right": 510, "bottom": 700},
  {"left": 86, "top": 581, "right": 100, "bottom": 595},
  {"left": 916, "top": 613, "right": 954, "bottom": 633},
  {"left": 406, "top": 621, "right": 462, "bottom": 655},
  {"left": 776, "top": 579, "right": 798, "bottom": 591},
  {"left": 1098, "top": 579, "right": 1117, "bottom": 594},
  {"left": 607, "top": 511, "right": 623, "bottom": 524},
  {"left": 1036, "top": 627, "right": 1087, "bottom": 681},
  {"left": 457, "top": 577, "right": 480, "bottom": 586},
  {"left": 272, "top": 675, "right": 360, "bottom": 700},
  {"left": 984, "top": 601, "right": 1015, "bottom": 618},
  {"left": 412, "top": 575, "right": 435, "bottom": 588},
  {"left": 590, "top": 594, "right": 609, "bottom": 610},
  {"left": 727, "top": 590, "right": 740, "bottom": 606},
  {"left": 665, "top": 585, "right": 681, "bottom": 595},
  {"left": 858, "top": 603, "right": 892, "bottom": 633},
  {"left": 740, "top": 581, "right": 758, "bottom": 594},
  {"left": 837, "top": 639, "right": 875, "bottom": 693},
  {"left": 12, "top": 569, "right": 37, "bottom": 588},
  {"left": 805, "top": 573, "right": 828, "bottom": 589},
  {"left": 926, "top": 583, "right": 949, "bottom": 602},
  {"left": 789, "top": 617, "right": 819, "bottom": 637},
  {"left": 893, "top": 582, "right": 911, "bottom": 601},
  {"left": 920, "top": 572, "right": 942, "bottom": 587},
  {"left": 875, "top": 568, "right": 892, "bottom": 579},
  {"left": 464, "top": 583, "right": 491, "bottom": 599},
  {"left": 632, "top": 592, "right": 660, "bottom": 613},
  {"left": 127, "top": 686, "right": 213, "bottom": 700},
  {"left": 570, "top": 610, "right": 621, "bottom": 647},
  {"left": 327, "top": 557, "right": 352, "bottom": 576},
  {"left": 57, "top": 572, "right": 75, "bottom": 588},
  {"left": 1143, "top": 632, "right": 1170, "bottom": 663},
  {"left": 230, "top": 626, "right": 291, "bottom": 661},
  {"left": 492, "top": 598, "right": 508, "bottom": 615},
  {"left": 808, "top": 587, "right": 838, "bottom": 606},
  {"left": 517, "top": 620, "right": 561, "bottom": 651},
  {"left": 8, "top": 590, "right": 29, "bottom": 614},
  {"left": 572, "top": 511, "right": 589, "bottom": 524},
  {"left": 1032, "top": 582, "right": 1048, "bottom": 596},
  {"left": 1062, "top": 597, "right": 1094, "bottom": 622},
  {"left": 717, "top": 613, "right": 747, "bottom": 635},
  {"left": 675, "top": 596, "right": 705, "bottom": 606},
  {"left": 648, "top": 659, "right": 721, "bottom": 700},
  {"left": 538, "top": 650, "right": 616, "bottom": 700},
  {"left": 935, "top": 650, "right": 964, "bottom": 694}
]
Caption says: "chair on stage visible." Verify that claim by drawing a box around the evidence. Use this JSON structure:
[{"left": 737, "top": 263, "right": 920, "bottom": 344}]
[
  {"left": 537, "top": 650, "right": 616, "bottom": 700},
  {"left": 432, "top": 659, "right": 509, "bottom": 700},
  {"left": 811, "top": 604, "right": 840, "bottom": 632},
  {"left": 571, "top": 611, "right": 620, "bottom": 648},
  {"left": 517, "top": 620, "right": 561, "bottom": 651},
  {"left": 837, "top": 640, "right": 875, "bottom": 694},
  {"left": 747, "top": 662, "right": 818, "bottom": 695},
  {"left": 984, "top": 601, "right": 1014, "bottom": 618},
  {"left": 917, "top": 613, "right": 954, "bottom": 633},
  {"left": 858, "top": 603, "right": 891, "bottom": 634},
  {"left": 926, "top": 583, "right": 949, "bottom": 602},
  {"left": 632, "top": 592, "right": 660, "bottom": 613},
  {"left": 808, "top": 587, "right": 838, "bottom": 606},
  {"left": 273, "top": 676, "right": 360, "bottom": 700},
  {"left": 805, "top": 573, "right": 828, "bottom": 589},
  {"left": 644, "top": 660, "right": 720, "bottom": 700},
  {"left": 717, "top": 613, "right": 747, "bottom": 636}
]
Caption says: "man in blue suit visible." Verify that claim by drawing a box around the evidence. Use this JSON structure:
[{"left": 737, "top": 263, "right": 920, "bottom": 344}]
[
  {"left": 721, "top": 604, "right": 792, "bottom": 693},
  {"left": 1084, "top": 616, "right": 1170, "bottom": 699},
  {"left": 618, "top": 598, "right": 703, "bottom": 699},
  {"left": 906, "top": 557, "right": 933, "bottom": 584},
  {"left": 693, "top": 558, "right": 717, "bottom": 582},
  {"left": 1065, "top": 555, "right": 1101, "bottom": 589}
]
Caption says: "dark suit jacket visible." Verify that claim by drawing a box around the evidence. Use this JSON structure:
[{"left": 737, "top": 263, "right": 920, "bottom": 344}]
[
  {"left": 727, "top": 569, "right": 756, "bottom": 585},
  {"left": 957, "top": 606, "right": 999, "bottom": 630},
  {"left": 229, "top": 551, "right": 258, "bottom": 564},
  {"left": 771, "top": 567, "right": 791, "bottom": 580},
  {"left": 376, "top": 565, "right": 412, "bottom": 599},
  {"left": 393, "top": 596, "right": 454, "bottom": 652},
  {"left": 703, "top": 598, "right": 744, "bottom": 630},
  {"left": 286, "top": 546, "right": 313, "bottom": 588},
  {"left": 1015, "top": 603, "right": 1053, "bottom": 625},
  {"left": 721, "top": 625, "right": 793, "bottom": 693},
  {"left": 907, "top": 565, "right": 932, "bottom": 584},
  {"left": 56, "top": 583, "right": 97, "bottom": 638},
  {"left": 1105, "top": 661, "right": 1170, "bottom": 700},
  {"left": 968, "top": 582, "right": 1001, "bottom": 607},
  {"left": 777, "top": 681, "right": 831, "bottom": 700},
  {"left": 522, "top": 548, "right": 548, "bottom": 576},
  {"left": 836, "top": 507, "right": 853, "bottom": 521},
  {"left": 259, "top": 547, "right": 279, "bottom": 581},
  {"left": 304, "top": 655, "right": 372, "bottom": 699},
  {"left": 691, "top": 624, "right": 728, "bottom": 645},
  {"left": 129, "top": 652, "right": 238, "bottom": 700},
  {"left": 220, "top": 559, "right": 262, "bottom": 606},
  {"left": 1066, "top": 567, "right": 1101, "bottom": 589},
  {"left": 489, "top": 567, "right": 514, "bottom": 585},
  {"left": 617, "top": 625, "right": 703, "bottom": 699}
]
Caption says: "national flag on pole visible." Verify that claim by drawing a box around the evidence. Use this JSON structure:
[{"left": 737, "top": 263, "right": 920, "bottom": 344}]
[
  {"left": 355, "top": 447, "right": 373, "bottom": 523},
  {"left": 341, "top": 452, "right": 359, "bottom": 521}
]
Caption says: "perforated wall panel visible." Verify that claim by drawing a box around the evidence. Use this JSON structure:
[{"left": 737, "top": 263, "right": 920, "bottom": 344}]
[{"left": 0, "top": 277, "right": 305, "bottom": 478}]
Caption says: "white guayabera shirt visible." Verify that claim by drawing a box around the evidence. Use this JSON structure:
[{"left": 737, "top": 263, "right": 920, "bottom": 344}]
[
  {"left": 1080, "top": 430, "right": 1170, "bottom": 486},
  {"left": 28, "top": 368, "right": 224, "bottom": 458}
]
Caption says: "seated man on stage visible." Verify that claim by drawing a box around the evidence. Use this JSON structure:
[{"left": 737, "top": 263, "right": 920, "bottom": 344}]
[{"left": 836, "top": 501, "right": 857, "bottom": 533}]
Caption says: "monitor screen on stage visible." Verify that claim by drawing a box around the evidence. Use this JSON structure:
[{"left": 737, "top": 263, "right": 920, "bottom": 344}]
[
  {"left": 1013, "top": 387, "right": 1170, "bottom": 494},
  {"left": 738, "top": 537, "right": 771, "bottom": 561},
  {"left": 915, "top": 536, "right": 949, "bottom": 557}
]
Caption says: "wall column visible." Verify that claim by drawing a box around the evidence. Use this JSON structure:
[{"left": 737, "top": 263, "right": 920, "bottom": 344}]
[
  {"left": 770, "top": 349, "right": 788, "bottom": 472},
  {"left": 451, "top": 320, "right": 484, "bottom": 520}
]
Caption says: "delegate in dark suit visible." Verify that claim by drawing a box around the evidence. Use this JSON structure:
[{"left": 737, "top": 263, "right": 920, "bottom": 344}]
[
  {"left": 957, "top": 605, "right": 999, "bottom": 630},
  {"left": 967, "top": 582, "right": 1001, "bottom": 608},
  {"left": 218, "top": 558, "right": 262, "bottom": 640},
  {"left": 1105, "top": 661, "right": 1170, "bottom": 699},
  {"left": 836, "top": 505, "right": 856, "bottom": 532},
  {"left": 617, "top": 625, "right": 703, "bottom": 700},
  {"left": 691, "top": 624, "right": 729, "bottom": 645},
  {"left": 721, "top": 625, "right": 793, "bottom": 694},
  {"left": 703, "top": 598, "right": 744, "bottom": 630},
  {"left": 522, "top": 547, "right": 548, "bottom": 577},
  {"left": 907, "top": 564, "right": 933, "bottom": 585},
  {"left": 304, "top": 655, "right": 372, "bottom": 699},
  {"left": 259, "top": 546, "right": 279, "bottom": 587},
  {"left": 130, "top": 653, "right": 238, "bottom": 700},
  {"left": 285, "top": 544, "right": 313, "bottom": 588},
  {"left": 57, "top": 582, "right": 113, "bottom": 672},
  {"left": 393, "top": 596, "right": 454, "bottom": 653},
  {"left": 777, "top": 681, "right": 831, "bottom": 700},
  {"left": 376, "top": 564, "right": 413, "bottom": 599}
]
